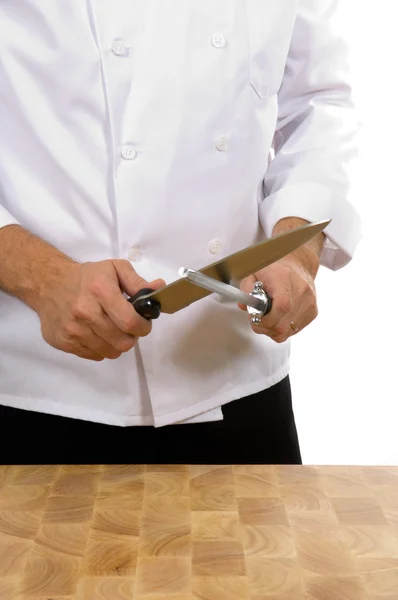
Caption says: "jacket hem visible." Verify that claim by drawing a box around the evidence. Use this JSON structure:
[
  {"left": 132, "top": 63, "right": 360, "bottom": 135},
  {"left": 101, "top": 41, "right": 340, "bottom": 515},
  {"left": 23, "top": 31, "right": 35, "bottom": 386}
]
[{"left": 0, "top": 361, "right": 290, "bottom": 427}]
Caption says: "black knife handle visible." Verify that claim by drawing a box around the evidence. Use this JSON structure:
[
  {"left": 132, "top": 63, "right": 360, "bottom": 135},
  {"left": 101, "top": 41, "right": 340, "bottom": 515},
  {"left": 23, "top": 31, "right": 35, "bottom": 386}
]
[{"left": 127, "top": 288, "right": 161, "bottom": 320}]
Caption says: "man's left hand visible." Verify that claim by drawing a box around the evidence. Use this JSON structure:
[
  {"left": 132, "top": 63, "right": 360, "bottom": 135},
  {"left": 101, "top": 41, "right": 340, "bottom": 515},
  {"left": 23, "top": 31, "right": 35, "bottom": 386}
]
[{"left": 239, "top": 251, "right": 319, "bottom": 343}]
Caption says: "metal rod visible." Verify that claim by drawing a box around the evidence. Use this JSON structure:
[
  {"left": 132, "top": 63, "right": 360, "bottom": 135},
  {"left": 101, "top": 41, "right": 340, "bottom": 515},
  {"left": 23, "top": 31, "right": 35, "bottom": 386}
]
[{"left": 178, "top": 267, "right": 266, "bottom": 312}]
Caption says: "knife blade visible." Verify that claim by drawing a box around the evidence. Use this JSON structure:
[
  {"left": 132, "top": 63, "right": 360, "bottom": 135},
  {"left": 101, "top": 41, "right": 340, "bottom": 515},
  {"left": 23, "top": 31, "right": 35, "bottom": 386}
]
[{"left": 128, "top": 218, "right": 330, "bottom": 319}]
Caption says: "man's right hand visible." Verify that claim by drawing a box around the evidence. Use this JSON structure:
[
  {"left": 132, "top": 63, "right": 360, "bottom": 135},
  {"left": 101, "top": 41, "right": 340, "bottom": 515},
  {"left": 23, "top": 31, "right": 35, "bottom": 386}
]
[{"left": 37, "top": 259, "right": 165, "bottom": 361}]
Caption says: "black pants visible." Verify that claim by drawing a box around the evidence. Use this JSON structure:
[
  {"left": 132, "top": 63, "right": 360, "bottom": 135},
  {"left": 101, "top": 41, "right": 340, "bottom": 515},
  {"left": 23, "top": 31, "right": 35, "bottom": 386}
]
[{"left": 0, "top": 375, "right": 301, "bottom": 465}]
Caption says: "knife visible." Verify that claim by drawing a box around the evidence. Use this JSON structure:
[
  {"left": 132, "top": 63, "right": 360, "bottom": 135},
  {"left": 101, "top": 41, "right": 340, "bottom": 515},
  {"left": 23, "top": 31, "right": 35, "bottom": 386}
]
[{"left": 127, "top": 219, "right": 330, "bottom": 321}]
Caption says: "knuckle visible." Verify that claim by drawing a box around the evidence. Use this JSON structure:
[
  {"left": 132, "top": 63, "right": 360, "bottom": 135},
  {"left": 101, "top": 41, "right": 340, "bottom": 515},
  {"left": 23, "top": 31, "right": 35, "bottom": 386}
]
[
  {"left": 308, "top": 287, "right": 317, "bottom": 303},
  {"left": 273, "top": 334, "right": 288, "bottom": 344},
  {"left": 138, "top": 324, "right": 152, "bottom": 337},
  {"left": 311, "top": 305, "right": 319, "bottom": 320},
  {"left": 253, "top": 326, "right": 264, "bottom": 335},
  {"left": 59, "top": 337, "right": 104, "bottom": 362},
  {"left": 273, "top": 324, "right": 286, "bottom": 337},
  {"left": 82, "top": 347, "right": 105, "bottom": 361},
  {"left": 41, "top": 324, "right": 57, "bottom": 347},
  {"left": 119, "top": 314, "right": 137, "bottom": 333},
  {"left": 120, "top": 258, "right": 135, "bottom": 270},
  {"left": 89, "top": 276, "right": 107, "bottom": 299},
  {"left": 279, "top": 295, "right": 292, "bottom": 315},
  {"left": 63, "top": 321, "right": 81, "bottom": 339},
  {"left": 107, "top": 350, "right": 123, "bottom": 360},
  {"left": 114, "top": 337, "right": 137, "bottom": 352},
  {"left": 71, "top": 301, "right": 93, "bottom": 322},
  {"left": 120, "top": 311, "right": 152, "bottom": 336},
  {"left": 62, "top": 341, "right": 79, "bottom": 354},
  {"left": 304, "top": 295, "right": 318, "bottom": 321}
]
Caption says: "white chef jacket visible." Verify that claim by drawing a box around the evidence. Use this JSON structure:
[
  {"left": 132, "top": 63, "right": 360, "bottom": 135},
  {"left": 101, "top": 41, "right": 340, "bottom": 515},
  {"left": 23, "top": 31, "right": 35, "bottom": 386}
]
[{"left": 0, "top": 1, "right": 362, "bottom": 427}]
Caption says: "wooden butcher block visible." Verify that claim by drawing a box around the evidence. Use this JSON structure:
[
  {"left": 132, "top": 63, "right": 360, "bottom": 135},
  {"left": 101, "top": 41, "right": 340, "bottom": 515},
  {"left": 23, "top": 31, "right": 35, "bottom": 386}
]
[{"left": 0, "top": 464, "right": 398, "bottom": 599}]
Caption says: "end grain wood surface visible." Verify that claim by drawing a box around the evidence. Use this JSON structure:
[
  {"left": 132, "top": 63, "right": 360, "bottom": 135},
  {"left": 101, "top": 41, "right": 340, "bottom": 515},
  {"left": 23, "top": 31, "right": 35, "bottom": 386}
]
[{"left": 0, "top": 465, "right": 397, "bottom": 599}]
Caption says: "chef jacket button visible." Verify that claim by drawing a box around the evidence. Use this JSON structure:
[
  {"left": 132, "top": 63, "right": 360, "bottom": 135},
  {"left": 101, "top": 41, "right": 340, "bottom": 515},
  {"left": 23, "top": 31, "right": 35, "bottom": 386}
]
[
  {"left": 128, "top": 246, "right": 142, "bottom": 261},
  {"left": 215, "top": 136, "right": 229, "bottom": 152},
  {"left": 121, "top": 145, "right": 137, "bottom": 160},
  {"left": 211, "top": 34, "right": 226, "bottom": 48},
  {"left": 208, "top": 239, "right": 222, "bottom": 254},
  {"left": 111, "top": 39, "right": 129, "bottom": 56}
]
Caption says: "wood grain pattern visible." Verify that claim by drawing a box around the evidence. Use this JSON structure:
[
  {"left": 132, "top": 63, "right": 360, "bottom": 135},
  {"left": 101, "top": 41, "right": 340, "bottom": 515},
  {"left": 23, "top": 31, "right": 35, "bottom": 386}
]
[{"left": 0, "top": 465, "right": 397, "bottom": 599}]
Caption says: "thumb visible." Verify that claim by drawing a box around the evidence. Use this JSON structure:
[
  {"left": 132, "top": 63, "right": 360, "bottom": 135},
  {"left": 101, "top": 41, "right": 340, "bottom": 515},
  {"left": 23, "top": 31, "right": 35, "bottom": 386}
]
[
  {"left": 238, "top": 274, "right": 257, "bottom": 311},
  {"left": 112, "top": 259, "right": 166, "bottom": 297}
]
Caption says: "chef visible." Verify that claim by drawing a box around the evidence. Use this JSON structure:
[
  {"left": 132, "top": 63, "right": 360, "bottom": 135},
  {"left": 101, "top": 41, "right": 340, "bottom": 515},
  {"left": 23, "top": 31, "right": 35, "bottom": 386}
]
[{"left": 0, "top": 1, "right": 361, "bottom": 465}]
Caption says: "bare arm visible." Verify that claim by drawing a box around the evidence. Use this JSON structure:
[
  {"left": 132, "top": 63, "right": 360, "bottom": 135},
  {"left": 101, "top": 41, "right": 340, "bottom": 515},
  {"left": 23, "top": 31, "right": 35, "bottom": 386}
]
[
  {"left": 0, "top": 224, "right": 165, "bottom": 361},
  {"left": 0, "top": 224, "right": 77, "bottom": 312}
]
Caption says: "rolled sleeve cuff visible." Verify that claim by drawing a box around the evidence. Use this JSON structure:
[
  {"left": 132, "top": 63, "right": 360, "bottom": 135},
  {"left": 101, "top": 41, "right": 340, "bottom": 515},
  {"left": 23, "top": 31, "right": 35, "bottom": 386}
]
[
  {"left": 259, "top": 182, "right": 363, "bottom": 271},
  {"left": 0, "top": 206, "right": 20, "bottom": 231}
]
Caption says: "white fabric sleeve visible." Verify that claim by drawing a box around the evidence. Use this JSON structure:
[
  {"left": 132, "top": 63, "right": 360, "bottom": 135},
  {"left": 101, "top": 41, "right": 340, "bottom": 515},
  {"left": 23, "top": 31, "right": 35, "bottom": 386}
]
[
  {"left": 259, "top": 0, "right": 363, "bottom": 271},
  {"left": 0, "top": 205, "right": 20, "bottom": 230}
]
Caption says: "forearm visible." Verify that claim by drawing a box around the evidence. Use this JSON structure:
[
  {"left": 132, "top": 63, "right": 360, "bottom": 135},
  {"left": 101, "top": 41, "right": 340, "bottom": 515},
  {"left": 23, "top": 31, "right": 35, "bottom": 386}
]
[
  {"left": 0, "top": 224, "right": 77, "bottom": 312},
  {"left": 272, "top": 217, "right": 325, "bottom": 279}
]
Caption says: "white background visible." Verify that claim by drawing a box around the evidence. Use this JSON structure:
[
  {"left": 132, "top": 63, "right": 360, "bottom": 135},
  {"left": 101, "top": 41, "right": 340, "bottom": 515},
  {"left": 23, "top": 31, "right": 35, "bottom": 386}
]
[{"left": 291, "top": 2, "right": 397, "bottom": 465}]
